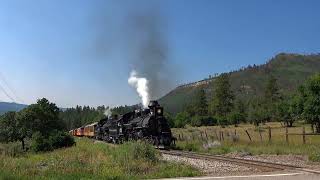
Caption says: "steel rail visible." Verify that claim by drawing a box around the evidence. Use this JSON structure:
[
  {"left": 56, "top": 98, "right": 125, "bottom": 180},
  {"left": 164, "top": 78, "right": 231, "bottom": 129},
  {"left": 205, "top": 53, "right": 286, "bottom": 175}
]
[{"left": 160, "top": 150, "right": 320, "bottom": 174}]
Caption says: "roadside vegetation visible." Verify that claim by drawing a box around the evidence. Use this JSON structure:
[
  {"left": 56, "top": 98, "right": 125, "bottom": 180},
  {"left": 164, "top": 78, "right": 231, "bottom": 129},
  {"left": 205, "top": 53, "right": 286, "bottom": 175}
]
[{"left": 0, "top": 138, "right": 200, "bottom": 179}]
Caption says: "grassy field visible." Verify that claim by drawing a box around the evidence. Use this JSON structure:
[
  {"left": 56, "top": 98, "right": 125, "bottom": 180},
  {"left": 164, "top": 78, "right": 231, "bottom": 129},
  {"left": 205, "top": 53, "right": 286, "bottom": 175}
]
[
  {"left": 0, "top": 138, "right": 201, "bottom": 180},
  {"left": 172, "top": 122, "right": 320, "bottom": 161}
]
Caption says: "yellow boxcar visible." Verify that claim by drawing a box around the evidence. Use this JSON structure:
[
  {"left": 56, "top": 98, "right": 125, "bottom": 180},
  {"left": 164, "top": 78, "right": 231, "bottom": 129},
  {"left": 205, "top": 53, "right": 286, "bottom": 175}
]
[
  {"left": 76, "top": 127, "right": 84, "bottom": 136},
  {"left": 84, "top": 122, "right": 98, "bottom": 137}
]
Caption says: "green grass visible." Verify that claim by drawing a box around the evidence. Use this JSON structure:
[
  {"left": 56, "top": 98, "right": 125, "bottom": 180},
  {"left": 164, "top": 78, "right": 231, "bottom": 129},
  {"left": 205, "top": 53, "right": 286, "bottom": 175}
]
[
  {"left": 0, "top": 138, "right": 201, "bottom": 179},
  {"left": 172, "top": 122, "right": 320, "bottom": 162}
]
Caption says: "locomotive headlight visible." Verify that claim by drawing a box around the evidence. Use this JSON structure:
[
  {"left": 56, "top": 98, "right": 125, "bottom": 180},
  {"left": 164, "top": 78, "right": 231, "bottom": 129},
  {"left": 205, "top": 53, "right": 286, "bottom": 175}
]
[{"left": 157, "top": 108, "right": 162, "bottom": 114}]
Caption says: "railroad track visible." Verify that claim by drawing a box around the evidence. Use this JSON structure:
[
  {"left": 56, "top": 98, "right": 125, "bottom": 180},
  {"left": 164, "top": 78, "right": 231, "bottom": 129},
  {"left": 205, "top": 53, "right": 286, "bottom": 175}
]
[{"left": 160, "top": 150, "right": 320, "bottom": 174}]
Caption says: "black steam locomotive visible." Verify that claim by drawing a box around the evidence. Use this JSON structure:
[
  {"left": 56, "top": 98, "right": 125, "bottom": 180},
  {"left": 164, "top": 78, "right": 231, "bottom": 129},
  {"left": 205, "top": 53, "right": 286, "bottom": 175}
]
[{"left": 71, "top": 101, "right": 174, "bottom": 148}]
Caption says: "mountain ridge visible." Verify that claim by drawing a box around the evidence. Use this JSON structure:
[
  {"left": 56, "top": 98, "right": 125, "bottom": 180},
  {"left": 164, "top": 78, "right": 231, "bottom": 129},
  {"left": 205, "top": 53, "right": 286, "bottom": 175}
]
[
  {"left": 159, "top": 53, "right": 320, "bottom": 114},
  {"left": 0, "top": 102, "right": 28, "bottom": 115}
]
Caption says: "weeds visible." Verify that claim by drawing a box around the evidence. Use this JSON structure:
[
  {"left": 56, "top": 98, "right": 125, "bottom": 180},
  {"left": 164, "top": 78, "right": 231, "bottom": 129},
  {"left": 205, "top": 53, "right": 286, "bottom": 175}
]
[{"left": 0, "top": 138, "right": 200, "bottom": 179}]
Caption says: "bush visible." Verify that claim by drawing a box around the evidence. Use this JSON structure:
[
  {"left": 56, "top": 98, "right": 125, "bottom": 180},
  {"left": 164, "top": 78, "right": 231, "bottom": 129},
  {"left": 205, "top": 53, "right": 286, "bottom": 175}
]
[
  {"left": 189, "top": 116, "right": 217, "bottom": 127},
  {"left": 31, "top": 131, "right": 75, "bottom": 152},
  {"left": 110, "top": 141, "right": 159, "bottom": 175},
  {"left": 116, "top": 141, "right": 158, "bottom": 162},
  {"left": 309, "top": 152, "right": 320, "bottom": 162},
  {"left": 174, "top": 112, "right": 190, "bottom": 128},
  {"left": 202, "top": 116, "right": 217, "bottom": 126},
  {"left": 31, "top": 132, "right": 53, "bottom": 152},
  {"left": 184, "top": 142, "right": 200, "bottom": 152},
  {"left": 190, "top": 116, "right": 202, "bottom": 127},
  {"left": 216, "top": 116, "right": 229, "bottom": 127},
  {"left": 49, "top": 130, "right": 75, "bottom": 149}
]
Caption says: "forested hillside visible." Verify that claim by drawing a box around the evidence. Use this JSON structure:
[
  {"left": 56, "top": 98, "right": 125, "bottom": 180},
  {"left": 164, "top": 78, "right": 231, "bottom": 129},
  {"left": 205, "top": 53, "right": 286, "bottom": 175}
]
[
  {"left": 0, "top": 102, "right": 27, "bottom": 115},
  {"left": 159, "top": 53, "right": 320, "bottom": 114}
]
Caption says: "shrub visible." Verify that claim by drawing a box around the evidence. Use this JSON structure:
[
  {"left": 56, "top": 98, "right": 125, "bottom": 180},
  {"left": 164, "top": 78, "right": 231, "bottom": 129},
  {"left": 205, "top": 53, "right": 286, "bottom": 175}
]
[
  {"left": 189, "top": 116, "right": 217, "bottom": 127},
  {"left": 31, "top": 131, "right": 75, "bottom": 152},
  {"left": 216, "top": 116, "right": 229, "bottom": 127},
  {"left": 49, "top": 130, "right": 75, "bottom": 149},
  {"left": 116, "top": 141, "right": 158, "bottom": 162},
  {"left": 131, "top": 141, "right": 157, "bottom": 162},
  {"left": 184, "top": 142, "right": 200, "bottom": 152},
  {"left": 31, "top": 132, "right": 53, "bottom": 152},
  {"left": 190, "top": 116, "right": 202, "bottom": 127},
  {"left": 309, "top": 153, "right": 320, "bottom": 162}
]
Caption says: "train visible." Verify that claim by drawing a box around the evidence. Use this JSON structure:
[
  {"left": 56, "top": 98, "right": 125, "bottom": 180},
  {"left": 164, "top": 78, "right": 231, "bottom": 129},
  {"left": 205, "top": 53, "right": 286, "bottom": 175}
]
[{"left": 69, "top": 101, "right": 175, "bottom": 148}]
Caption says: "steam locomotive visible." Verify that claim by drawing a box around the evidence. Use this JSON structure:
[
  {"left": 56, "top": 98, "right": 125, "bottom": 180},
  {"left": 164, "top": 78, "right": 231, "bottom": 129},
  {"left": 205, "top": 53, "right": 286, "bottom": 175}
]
[{"left": 70, "top": 101, "right": 174, "bottom": 148}]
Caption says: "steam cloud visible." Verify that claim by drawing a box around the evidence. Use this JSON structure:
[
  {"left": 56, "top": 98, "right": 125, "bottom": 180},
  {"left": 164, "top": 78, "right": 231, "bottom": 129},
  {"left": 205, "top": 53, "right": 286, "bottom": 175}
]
[
  {"left": 92, "top": 2, "right": 176, "bottom": 106},
  {"left": 128, "top": 70, "right": 150, "bottom": 108},
  {"left": 125, "top": 9, "right": 173, "bottom": 105},
  {"left": 104, "top": 107, "right": 112, "bottom": 118}
]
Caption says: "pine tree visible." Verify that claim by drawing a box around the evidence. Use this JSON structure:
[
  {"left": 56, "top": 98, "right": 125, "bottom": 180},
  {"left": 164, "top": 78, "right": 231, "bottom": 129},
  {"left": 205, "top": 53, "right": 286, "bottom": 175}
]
[
  {"left": 210, "top": 74, "right": 234, "bottom": 123},
  {"left": 194, "top": 88, "right": 208, "bottom": 116},
  {"left": 264, "top": 75, "right": 280, "bottom": 121}
]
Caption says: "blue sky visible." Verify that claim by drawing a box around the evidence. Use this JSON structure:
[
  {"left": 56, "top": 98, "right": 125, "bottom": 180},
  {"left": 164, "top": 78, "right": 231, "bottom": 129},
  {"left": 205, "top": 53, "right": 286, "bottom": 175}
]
[{"left": 0, "top": 0, "right": 319, "bottom": 107}]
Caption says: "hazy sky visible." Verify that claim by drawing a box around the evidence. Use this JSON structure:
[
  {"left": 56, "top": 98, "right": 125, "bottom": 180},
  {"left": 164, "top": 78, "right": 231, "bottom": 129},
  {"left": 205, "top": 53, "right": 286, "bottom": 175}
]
[{"left": 0, "top": 0, "right": 320, "bottom": 107}]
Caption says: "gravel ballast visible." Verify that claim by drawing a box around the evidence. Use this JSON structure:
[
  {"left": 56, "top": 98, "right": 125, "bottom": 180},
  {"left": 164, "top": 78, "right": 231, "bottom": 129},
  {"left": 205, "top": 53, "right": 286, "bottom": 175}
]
[
  {"left": 162, "top": 154, "right": 261, "bottom": 175},
  {"left": 226, "top": 153, "right": 320, "bottom": 170}
]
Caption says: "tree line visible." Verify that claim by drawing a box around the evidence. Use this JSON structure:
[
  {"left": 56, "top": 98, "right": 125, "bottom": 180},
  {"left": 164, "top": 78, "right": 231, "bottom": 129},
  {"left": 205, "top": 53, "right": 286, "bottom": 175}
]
[
  {"left": 60, "top": 105, "right": 107, "bottom": 130},
  {"left": 168, "top": 73, "right": 320, "bottom": 133}
]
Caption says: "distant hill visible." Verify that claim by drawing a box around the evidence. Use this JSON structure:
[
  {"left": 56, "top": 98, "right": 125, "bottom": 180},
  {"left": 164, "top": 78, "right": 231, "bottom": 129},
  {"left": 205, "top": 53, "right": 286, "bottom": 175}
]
[
  {"left": 159, "top": 53, "right": 320, "bottom": 114},
  {"left": 0, "top": 102, "right": 28, "bottom": 115}
]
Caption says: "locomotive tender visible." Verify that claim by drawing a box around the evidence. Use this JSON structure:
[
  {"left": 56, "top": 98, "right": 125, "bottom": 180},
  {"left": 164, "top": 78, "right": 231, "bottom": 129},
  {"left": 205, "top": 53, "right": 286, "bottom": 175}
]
[{"left": 70, "top": 101, "right": 174, "bottom": 148}]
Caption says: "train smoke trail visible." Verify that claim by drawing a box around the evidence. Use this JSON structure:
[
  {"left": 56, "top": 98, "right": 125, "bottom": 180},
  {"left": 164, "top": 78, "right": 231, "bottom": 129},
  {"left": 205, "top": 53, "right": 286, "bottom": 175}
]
[{"left": 128, "top": 70, "right": 150, "bottom": 108}]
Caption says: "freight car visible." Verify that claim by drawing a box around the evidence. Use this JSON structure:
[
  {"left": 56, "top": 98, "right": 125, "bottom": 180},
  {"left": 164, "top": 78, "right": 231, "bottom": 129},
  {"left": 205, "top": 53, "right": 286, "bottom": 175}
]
[
  {"left": 83, "top": 122, "right": 98, "bottom": 137},
  {"left": 72, "top": 101, "right": 174, "bottom": 148},
  {"left": 76, "top": 127, "right": 84, "bottom": 137}
]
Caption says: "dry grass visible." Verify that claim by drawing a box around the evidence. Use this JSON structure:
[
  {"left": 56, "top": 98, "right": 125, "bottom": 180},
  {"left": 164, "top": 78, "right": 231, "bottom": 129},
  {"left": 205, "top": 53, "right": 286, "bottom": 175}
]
[
  {"left": 172, "top": 122, "right": 320, "bottom": 160},
  {"left": 173, "top": 122, "right": 320, "bottom": 144}
]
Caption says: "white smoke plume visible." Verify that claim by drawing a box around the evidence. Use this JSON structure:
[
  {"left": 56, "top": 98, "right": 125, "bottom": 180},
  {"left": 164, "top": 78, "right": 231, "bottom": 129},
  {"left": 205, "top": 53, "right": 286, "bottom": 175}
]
[
  {"left": 128, "top": 70, "right": 150, "bottom": 108},
  {"left": 104, "top": 108, "right": 112, "bottom": 118}
]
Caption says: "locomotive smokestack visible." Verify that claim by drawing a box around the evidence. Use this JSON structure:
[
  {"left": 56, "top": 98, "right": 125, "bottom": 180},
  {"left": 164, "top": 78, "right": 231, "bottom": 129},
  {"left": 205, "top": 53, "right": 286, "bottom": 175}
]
[{"left": 148, "top": 100, "right": 159, "bottom": 109}]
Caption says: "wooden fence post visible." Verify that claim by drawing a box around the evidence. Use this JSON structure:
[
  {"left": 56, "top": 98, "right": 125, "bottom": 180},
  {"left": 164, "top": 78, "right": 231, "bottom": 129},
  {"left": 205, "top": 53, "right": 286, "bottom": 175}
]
[
  {"left": 205, "top": 130, "right": 208, "bottom": 140},
  {"left": 214, "top": 130, "right": 218, "bottom": 140},
  {"left": 178, "top": 134, "right": 181, "bottom": 141},
  {"left": 285, "top": 127, "right": 289, "bottom": 144},
  {"left": 259, "top": 128, "right": 263, "bottom": 142},
  {"left": 221, "top": 131, "right": 224, "bottom": 141},
  {"left": 234, "top": 129, "right": 237, "bottom": 136},
  {"left": 245, "top": 130, "right": 252, "bottom": 142},
  {"left": 303, "top": 127, "right": 306, "bottom": 144},
  {"left": 268, "top": 127, "right": 272, "bottom": 142}
]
